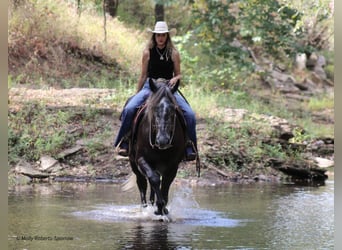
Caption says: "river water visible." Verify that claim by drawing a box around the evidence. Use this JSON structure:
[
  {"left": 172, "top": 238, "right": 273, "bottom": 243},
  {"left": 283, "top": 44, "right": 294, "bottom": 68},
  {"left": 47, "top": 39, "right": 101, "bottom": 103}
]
[{"left": 8, "top": 177, "right": 334, "bottom": 250}]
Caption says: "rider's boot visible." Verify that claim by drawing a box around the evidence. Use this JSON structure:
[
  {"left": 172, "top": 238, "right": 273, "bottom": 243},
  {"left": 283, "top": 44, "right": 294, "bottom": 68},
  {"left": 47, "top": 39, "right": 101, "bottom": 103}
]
[
  {"left": 118, "top": 140, "right": 129, "bottom": 157},
  {"left": 185, "top": 141, "right": 197, "bottom": 161}
]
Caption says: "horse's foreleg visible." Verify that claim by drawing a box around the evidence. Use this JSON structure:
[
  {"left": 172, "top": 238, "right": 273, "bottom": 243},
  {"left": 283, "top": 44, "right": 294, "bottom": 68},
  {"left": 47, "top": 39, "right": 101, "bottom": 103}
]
[
  {"left": 160, "top": 169, "right": 178, "bottom": 211},
  {"left": 132, "top": 162, "right": 148, "bottom": 207},
  {"left": 137, "top": 157, "right": 165, "bottom": 215},
  {"left": 136, "top": 174, "right": 148, "bottom": 207},
  {"left": 150, "top": 189, "right": 155, "bottom": 206}
]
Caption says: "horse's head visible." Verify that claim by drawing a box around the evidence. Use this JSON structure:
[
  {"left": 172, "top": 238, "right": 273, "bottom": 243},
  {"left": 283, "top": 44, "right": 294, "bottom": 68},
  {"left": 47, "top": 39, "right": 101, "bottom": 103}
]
[
  {"left": 149, "top": 78, "right": 179, "bottom": 94},
  {"left": 148, "top": 78, "right": 179, "bottom": 149}
]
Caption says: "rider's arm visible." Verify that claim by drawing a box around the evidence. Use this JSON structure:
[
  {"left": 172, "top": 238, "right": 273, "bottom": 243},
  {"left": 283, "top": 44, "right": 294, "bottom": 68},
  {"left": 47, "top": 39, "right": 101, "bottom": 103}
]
[
  {"left": 170, "top": 49, "right": 182, "bottom": 87},
  {"left": 136, "top": 49, "right": 150, "bottom": 92}
]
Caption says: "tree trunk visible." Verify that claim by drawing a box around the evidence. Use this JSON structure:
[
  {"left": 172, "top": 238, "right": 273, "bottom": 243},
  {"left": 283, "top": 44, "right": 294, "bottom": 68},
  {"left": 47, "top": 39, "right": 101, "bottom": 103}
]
[
  {"left": 77, "top": 0, "right": 81, "bottom": 16},
  {"left": 103, "top": 0, "right": 107, "bottom": 42},
  {"left": 155, "top": 4, "right": 164, "bottom": 22},
  {"left": 105, "top": 0, "right": 119, "bottom": 17}
]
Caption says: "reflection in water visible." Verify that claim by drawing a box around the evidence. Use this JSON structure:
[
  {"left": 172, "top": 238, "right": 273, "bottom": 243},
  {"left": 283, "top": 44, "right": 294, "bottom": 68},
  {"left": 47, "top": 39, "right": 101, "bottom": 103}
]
[
  {"left": 8, "top": 179, "right": 334, "bottom": 250},
  {"left": 123, "top": 223, "right": 186, "bottom": 250}
]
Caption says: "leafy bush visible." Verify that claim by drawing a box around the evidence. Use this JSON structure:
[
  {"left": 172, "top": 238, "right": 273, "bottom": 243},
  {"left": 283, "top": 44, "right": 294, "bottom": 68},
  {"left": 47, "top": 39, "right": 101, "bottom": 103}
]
[
  {"left": 8, "top": 102, "right": 73, "bottom": 163},
  {"left": 191, "top": 0, "right": 301, "bottom": 62}
]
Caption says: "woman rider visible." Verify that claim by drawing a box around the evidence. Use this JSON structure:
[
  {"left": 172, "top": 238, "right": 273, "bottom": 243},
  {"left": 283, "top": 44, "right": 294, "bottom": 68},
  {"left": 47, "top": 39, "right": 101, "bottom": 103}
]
[{"left": 114, "top": 21, "right": 197, "bottom": 161}]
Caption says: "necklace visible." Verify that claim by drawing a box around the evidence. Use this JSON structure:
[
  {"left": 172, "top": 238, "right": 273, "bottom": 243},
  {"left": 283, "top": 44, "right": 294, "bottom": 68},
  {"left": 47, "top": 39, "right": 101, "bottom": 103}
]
[{"left": 156, "top": 47, "right": 167, "bottom": 60}]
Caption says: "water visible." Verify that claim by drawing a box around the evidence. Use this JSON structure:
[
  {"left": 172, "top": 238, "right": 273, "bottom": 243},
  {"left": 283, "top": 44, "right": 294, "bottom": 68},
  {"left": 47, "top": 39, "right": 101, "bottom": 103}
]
[{"left": 8, "top": 178, "right": 334, "bottom": 250}]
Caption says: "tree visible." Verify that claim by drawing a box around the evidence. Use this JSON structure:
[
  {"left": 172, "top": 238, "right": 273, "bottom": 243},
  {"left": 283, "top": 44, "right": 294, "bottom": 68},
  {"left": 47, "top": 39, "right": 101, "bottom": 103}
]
[
  {"left": 153, "top": 0, "right": 181, "bottom": 22},
  {"left": 155, "top": 3, "right": 164, "bottom": 21},
  {"left": 105, "top": 0, "right": 119, "bottom": 17}
]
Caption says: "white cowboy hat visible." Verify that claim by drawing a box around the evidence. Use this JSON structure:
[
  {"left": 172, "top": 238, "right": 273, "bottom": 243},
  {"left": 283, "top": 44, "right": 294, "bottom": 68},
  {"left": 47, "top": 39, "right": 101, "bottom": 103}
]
[{"left": 147, "top": 21, "right": 177, "bottom": 36}]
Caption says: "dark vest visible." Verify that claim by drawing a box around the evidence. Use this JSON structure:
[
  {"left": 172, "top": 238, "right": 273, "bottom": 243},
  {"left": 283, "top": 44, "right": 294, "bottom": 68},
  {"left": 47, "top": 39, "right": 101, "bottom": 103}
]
[{"left": 148, "top": 47, "right": 174, "bottom": 79}]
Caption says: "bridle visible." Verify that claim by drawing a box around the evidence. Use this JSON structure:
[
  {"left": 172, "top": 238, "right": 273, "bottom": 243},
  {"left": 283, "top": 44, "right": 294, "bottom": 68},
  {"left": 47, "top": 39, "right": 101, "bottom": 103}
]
[{"left": 149, "top": 112, "right": 176, "bottom": 149}]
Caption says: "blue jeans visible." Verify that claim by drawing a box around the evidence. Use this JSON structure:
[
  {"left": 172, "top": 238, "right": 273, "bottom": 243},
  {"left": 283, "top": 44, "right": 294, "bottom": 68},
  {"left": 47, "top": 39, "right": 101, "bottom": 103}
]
[{"left": 114, "top": 79, "right": 197, "bottom": 148}]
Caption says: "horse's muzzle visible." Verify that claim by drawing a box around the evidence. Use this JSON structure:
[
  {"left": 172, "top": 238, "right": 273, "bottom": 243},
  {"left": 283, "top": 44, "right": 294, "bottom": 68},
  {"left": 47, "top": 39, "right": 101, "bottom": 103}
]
[{"left": 155, "top": 136, "right": 173, "bottom": 149}]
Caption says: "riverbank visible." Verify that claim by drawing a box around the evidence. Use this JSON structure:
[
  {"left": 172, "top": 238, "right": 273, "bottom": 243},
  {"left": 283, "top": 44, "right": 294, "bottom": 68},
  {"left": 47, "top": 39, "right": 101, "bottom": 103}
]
[{"left": 8, "top": 87, "right": 334, "bottom": 187}]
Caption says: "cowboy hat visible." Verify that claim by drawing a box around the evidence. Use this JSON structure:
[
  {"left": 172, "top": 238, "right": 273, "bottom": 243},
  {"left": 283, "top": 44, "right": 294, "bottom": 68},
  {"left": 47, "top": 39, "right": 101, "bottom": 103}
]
[{"left": 147, "top": 21, "right": 177, "bottom": 36}]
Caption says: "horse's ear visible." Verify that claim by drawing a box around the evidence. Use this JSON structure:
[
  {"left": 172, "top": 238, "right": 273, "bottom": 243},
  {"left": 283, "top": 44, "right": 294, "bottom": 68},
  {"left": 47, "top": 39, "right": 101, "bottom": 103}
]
[
  {"left": 149, "top": 78, "right": 158, "bottom": 93},
  {"left": 171, "top": 80, "right": 180, "bottom": 93}
]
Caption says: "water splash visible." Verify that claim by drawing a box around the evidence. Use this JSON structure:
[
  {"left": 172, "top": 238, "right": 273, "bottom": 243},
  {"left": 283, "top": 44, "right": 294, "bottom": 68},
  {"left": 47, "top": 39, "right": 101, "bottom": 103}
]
[{"left": 72, "top": 186, "right": 242, "bottom": 227}]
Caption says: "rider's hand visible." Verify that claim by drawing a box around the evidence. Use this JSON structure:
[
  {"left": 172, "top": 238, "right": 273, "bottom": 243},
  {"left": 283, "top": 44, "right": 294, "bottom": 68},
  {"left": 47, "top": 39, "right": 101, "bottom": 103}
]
[{"left": 168, "top": 78, "right": 177, "bottom": 88}]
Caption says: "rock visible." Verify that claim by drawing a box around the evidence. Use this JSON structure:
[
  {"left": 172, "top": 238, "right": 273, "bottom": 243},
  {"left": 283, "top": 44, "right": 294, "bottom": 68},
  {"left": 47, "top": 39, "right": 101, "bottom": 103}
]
[
  {"left": 266, "top": 158, "right": 285, "bottom": 168},
  {"left": 270, "top": 70, "right": 292, "bottom": 82},
  {"left": 295, "top": 53, "right": 307, "bottom": 71},
  {"left": 284, "top": 93, "right": 311, "bottom": 102},
  {"left": 313, "top": 157, "right": 334, "bottom": 168},
  {"left": 306, "top": 52, "right": 318, "bottom": 69},
  {"left": 302, "top": 78, "right": 322, "bottom": 94},
  {"left": 279, "top": 131, "right": 294, "bottom": 141},
  {"left": 314, "top": 65, "right": 327, "bottom": 80},
  {"left": 323, "top": 78, "right": 334, "bottom": 87},
  {"left": 15, "top": 160, "right": 50, "bottom": 179},
  {"left": 275, "top": 165, "right": 328, "bottom": 181},
  {"left": 275, "top": 63, "right": 287, "bottom": 72},
  {"left": 222, "top": 108, "right": 247, "bottom": 123},
  {"left": 316, "top": 55, "right": 326, "bottom": 67},
  {"left": 307, "top": 139, "right": 334, "bottom": 156},
  {"left": 294, "top": 82, "right": 309, "bottom": 91},
  {"left": 310, "top": 72, "right": 323, "bottom": 85},
  {"left": 253, "top": 174, "right": 267, "bottom": 181},
  {"left": 39, "top": 155, "right": 60, "bottom": 172},
  {"left": 57, "top": 145, "right": 83, "bottom": 159}
]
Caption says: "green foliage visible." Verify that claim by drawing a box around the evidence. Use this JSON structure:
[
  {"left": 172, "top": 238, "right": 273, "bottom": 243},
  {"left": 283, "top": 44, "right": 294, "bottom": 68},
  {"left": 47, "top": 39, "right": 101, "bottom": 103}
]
[
  {"left": 289, "top": 127, "right": 310, "bottom": 144},
  {"left": 308, "top": 95, "right": 334, "bottom": 111},
  {"left": 174, "top": 31, "right": 253, "bottom": 90},
  {"left": 116, "top": 0, "right": 154, "bottom": 28},
  {"left": 205, "top": 118, "right": 286, "bottom": 172},
  {"left": 262, "top": 143, "right": 286, "bottom": 159},
  {"left": 8, "top": 99, "right": 115, "bottom": 165},
  {"left": 191, "top": 0, "right": 301, "bottom": 62},
  {"left": 8, "top": 102, "right": 73, "bottom": 163},
  {"left": 279, "top": 0, "right": 334, "bottom": 51}
]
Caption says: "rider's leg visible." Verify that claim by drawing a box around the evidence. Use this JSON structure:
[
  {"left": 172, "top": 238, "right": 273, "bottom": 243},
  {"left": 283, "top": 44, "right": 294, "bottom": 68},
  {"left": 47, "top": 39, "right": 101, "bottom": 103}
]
[
  {"left": 114, "top": 80, "right": 151, "bottom": 155},
  {"left": 173, "top": 92, "right": 198, "bottom": 161}
]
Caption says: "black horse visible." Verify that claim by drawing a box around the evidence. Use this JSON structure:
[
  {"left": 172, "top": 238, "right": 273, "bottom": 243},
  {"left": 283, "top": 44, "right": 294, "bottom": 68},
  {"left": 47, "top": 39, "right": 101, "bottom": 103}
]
[{"left": 128, "top": 78, "right": 187, "bottom": 215}]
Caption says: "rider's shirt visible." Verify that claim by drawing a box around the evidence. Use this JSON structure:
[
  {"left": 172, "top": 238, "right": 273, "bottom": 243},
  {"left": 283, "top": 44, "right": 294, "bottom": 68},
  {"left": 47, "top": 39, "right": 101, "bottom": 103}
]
[{"left": 148, "top": 47, "right": 174, "bottom": 80}]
